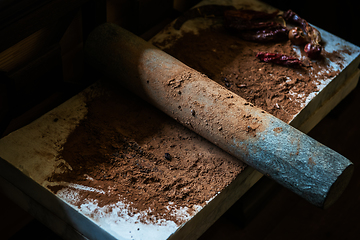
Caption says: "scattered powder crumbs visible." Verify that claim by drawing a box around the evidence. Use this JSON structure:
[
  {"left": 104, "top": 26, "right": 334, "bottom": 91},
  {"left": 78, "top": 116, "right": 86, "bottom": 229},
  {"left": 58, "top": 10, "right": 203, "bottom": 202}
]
[
  {"left": 47, "top": 6, "right": 353, "bottom": 230},
  {"left": 152, "top": 26, "right": 344, "bottom": 123},
  {"left": 47, "top": 88, "right": 245, "bottom": 226}
]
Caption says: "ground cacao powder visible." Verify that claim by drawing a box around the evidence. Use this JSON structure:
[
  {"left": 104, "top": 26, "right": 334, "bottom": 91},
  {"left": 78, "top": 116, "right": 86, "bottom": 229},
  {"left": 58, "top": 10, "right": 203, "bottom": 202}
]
[
  {"left": 48, "top": 86, "right": 245, "bottom": 225},
  {"left": 48, "top": 10, "right": 352, "bottom": 226},
  {"left": 152, "top": 26, "right": 344, "bottom": 123}
]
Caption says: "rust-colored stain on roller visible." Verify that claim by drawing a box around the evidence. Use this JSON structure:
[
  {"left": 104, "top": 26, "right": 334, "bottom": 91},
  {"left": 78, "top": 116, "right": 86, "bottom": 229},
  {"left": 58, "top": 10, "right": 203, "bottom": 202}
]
[
  {"left": 273, "top": 127, "right": 283, "bottom": 133},
  {"left": 84, "top": 23, "right": 353, "bottom": 208}
]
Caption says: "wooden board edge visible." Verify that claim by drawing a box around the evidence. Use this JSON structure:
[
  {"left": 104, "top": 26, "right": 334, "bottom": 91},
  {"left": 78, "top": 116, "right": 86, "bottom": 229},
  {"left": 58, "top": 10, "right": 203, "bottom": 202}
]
[
  {"left": 169, "top": 167, "right": 263, "bottom": 240},
  {"left": 294, "top": 69, "right": 360, "bottom": 134},
  {"left": 0, "top": 175, "right": 88, "bottom": 240},
  {"left": 0, "top": 157, "right": 117, "bottom": 240}
]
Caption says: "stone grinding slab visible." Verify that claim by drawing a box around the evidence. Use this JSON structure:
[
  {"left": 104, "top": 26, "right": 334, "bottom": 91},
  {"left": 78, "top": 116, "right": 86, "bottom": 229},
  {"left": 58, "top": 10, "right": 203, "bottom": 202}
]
[
  {"left": 0, "top": 82, "right": 259, "bottom": 240},
  {"left": 149, "top": 0, "right": 360, "bottom": 127},
  {"left": 0, "top": 0, "right": 360, "bottom": 239}
]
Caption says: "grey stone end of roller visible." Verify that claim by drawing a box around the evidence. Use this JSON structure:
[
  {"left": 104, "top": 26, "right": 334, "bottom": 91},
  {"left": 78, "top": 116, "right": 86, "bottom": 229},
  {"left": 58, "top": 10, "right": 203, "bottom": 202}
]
[{"left": 84, "top": 23, "right": 354, "bottom": 208}]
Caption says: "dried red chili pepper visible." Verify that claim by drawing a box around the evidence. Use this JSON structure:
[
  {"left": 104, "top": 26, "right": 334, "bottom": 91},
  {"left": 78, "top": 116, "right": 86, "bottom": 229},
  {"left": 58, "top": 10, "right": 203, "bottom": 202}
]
[
  {"left": 282, "top": 10, "right": 307, "bottom": 30},
  {"left": 304, "top": 43, "right": 322, "bottom": 59},
  {"left": 288, "top": 27, "right": 308, "bottom": 45},
  {"left": 283, "top": 9, "right": 322, "bottom": 59},
  {"left": 283, "top": 9, "right": 321, "bottom": 44},
  {"left": 256, "top": 52, "right": 305, "bottom": 67},
  {"left": 239, "top": 26, "right": 289, "bottom": 42}
]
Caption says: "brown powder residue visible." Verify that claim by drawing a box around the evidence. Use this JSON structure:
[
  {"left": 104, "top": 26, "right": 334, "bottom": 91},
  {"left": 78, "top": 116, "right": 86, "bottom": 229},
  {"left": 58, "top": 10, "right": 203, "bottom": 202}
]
[
  {"left": 47, "top": 87, "right": 245, "bottom": 225},
  {"left": 322, "top": 46, "right": 355, "bottom": 69},
  {"left": 163, "top": 68, "right": 266, "bottom": 143},
  {"left": 46, "top": 8, "right": 350, "bottom": 227},
  {"left": 308, "top": 157, "right": 316, "bottom": 168},
  {"left": 273, "top": 127, "right": 282, "bottom": 133},
  {"left": 152, "top": 26, "right": 341, "bottom": 123}
]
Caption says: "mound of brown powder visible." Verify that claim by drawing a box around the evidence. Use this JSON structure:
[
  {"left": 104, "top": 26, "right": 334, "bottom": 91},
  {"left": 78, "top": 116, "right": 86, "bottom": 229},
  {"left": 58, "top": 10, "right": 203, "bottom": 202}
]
[
  {"left": 48, "top": 8, "right": 352, "bottom": 226},
  {"left": 48, "top": 86, "right": 245, "bottom": 225},
  {"left": 152, "top": 26, "right": 343, "bottom": 123}
]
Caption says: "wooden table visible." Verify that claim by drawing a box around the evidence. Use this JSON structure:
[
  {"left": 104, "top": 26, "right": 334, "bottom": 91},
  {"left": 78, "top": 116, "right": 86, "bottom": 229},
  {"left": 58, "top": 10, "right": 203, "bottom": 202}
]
[{"left": 0, "top": 0, "right": 359, "bottom": 239}]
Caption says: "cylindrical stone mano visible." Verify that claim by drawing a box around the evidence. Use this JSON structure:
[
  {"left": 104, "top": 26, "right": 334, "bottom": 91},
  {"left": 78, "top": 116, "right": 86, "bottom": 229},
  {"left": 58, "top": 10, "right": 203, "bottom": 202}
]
[{"left": 84, "top": 23, "right": 353, "bottom": 208}]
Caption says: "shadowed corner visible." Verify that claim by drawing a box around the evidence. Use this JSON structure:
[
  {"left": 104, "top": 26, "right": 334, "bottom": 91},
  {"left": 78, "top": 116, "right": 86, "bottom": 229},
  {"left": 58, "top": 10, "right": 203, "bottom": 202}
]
[{"left": 323, "top": 163, "right": 354, "bottom": 209}]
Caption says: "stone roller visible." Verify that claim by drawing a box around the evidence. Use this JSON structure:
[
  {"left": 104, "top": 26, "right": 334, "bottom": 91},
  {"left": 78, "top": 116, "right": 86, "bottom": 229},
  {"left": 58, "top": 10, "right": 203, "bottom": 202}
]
[{"left": 84, "top": 23, "right": 353, "bottom": 209}]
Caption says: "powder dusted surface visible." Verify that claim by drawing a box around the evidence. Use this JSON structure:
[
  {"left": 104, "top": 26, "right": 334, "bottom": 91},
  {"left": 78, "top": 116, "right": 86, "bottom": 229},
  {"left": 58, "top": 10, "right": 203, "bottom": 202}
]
[
  {"left": 151, "top": 26, "right": 351, "bottom": 123},
  {"left": 46, "top": 2, "right": 360, "bottom": 238},
  {"left": 47, "top": 86, "right": 245, "bottom": 228}
]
